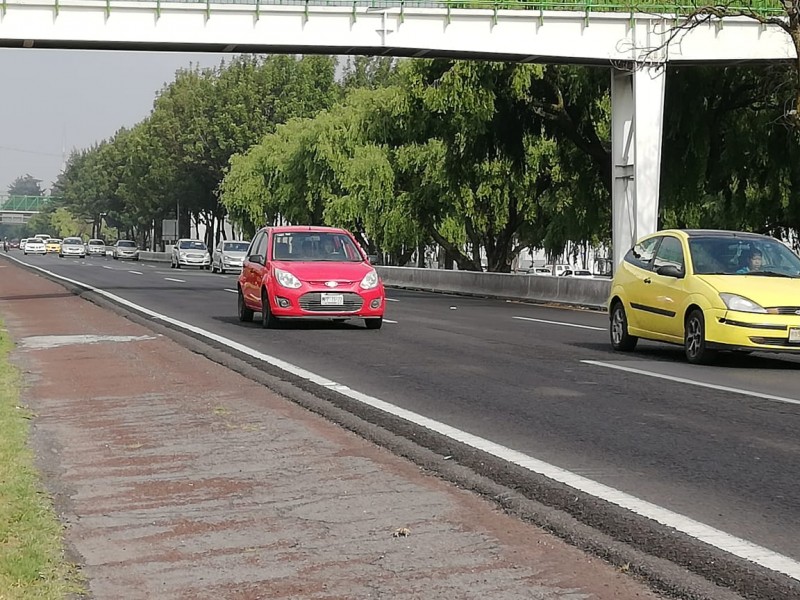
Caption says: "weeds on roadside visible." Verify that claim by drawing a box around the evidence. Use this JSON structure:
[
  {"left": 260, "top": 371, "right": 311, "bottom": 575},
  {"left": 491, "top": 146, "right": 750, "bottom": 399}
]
[{"left": 0, "top": 324, "right": 83, "bottom": 599}]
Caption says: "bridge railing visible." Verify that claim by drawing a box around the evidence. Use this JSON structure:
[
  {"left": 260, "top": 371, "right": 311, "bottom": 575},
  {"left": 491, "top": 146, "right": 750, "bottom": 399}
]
[
  {"left": 31, "top": 0, "right": 785, "bottom": 16},
  {"left": 0, "top": 195, "right": 54, "bottom": 212}
]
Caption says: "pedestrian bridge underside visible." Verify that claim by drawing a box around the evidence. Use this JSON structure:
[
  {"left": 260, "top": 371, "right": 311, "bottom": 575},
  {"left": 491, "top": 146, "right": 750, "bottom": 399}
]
[{"left": 0, "top": 0, "right": 795, "bottom": 265}]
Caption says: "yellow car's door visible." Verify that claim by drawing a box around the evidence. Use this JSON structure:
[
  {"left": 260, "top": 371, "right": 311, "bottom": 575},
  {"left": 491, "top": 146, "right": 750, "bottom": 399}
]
[
  {"left": 620, "top": 236, "right": 662, "bottom": 334},
  {"left": 647, "top": 235, "right": 690, "bottom": 341}
]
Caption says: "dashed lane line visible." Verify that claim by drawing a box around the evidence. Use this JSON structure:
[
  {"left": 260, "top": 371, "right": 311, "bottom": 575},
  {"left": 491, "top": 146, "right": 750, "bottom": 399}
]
[{"left": 513, "top": 315, "right": 605, "bottom": 331}]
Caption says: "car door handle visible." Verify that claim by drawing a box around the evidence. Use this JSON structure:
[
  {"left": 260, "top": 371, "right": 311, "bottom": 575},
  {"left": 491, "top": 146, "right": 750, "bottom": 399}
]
[{"left": 643, "top": 277, "right": 652, "bottom": 284}]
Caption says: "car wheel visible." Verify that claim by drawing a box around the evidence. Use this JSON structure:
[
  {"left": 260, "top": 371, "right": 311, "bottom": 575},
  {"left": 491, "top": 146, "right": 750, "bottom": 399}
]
[
  {"left": 610, "top": 301, "right": 637, "bottom": 351},
  {"left": 261, "top": 289, "right": 279, "bottom": 329},
  {"left": 238, "top": 288, "right": 254, "bottom": 322},
  {"left": 220, "top": 267, "right": 226, "bottom": 275},
  {"left": 685, "top": 309, "right": 716, "bottom": 365},
  {"left": 211, "top": 263, "right": 217, "bottom": 273},
  {"left": 365, "top": 317, "right": 383, "bottom": 330}
]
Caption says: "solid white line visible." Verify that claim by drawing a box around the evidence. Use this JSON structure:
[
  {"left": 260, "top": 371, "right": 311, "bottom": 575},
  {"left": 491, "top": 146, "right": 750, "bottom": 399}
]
[
  {"left": 164, "top": 277, "right": 185, "bottom": 283},
  {"left": 582, "top": 360, "right": 800, "bottom": 407},
  {"left": 102, "top": 265, "right": 113, "bottom": 270},
  {"left": 9, "top": 258, "right": 800, "bottom": 582},
  {"left": 224, "top": 288, "right": 237, "bottom": 294},
  {"left": 386, "top": 298, "right": 399, "bottom": 302},
  {"left": 384, "top": 319, "right": 398, "bottom": 324},
  {"left": 513, "top": 316, "right": 605, "bottom": 331},
  {"left": 128, "top": 271, "right": 143, "bottom": 275}
]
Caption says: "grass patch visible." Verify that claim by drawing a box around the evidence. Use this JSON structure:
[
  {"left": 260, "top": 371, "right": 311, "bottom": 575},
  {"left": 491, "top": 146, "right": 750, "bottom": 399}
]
[{"left": 0, "top": 324, "right": 84, "bottom": 600}]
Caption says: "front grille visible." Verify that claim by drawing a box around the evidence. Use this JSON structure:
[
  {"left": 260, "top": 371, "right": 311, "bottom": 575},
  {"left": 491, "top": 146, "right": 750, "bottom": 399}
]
[
  {"left": 299, "top": 292, "right": 363, "bottom": 313},
  {"left": 766, "top": 306, "right": 800, "bottom": 315}
]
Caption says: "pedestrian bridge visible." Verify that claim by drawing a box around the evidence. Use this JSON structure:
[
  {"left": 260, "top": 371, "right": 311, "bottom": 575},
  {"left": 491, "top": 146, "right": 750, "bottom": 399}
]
[
  {"left": 0, "top": 195, "right": 52, "bottom": 224},
  {"left": 0, "top": 0, "right": 794, "bottom": 265}
]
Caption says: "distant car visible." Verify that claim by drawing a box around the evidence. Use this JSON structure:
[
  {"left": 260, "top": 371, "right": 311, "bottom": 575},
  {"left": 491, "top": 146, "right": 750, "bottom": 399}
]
[
  {"left": 45, "top": 239, "right": 62, "bottom": 254},
  {"left": 211, "top": 240, "right": 249, "bottom": 274},
  {"left": 171, "top": 238, "right": 211, "bottom": 270},
  {"left": 609, "top": 228, "right": 800, "bottom": 364},
  {"left": 19, "top": 238, "right": 28, "bottom": 251},
  {"left": 237, "top": 225, "right": 385, "bottom": 329},
  {"left": 23, "top": 238, "right": 46, "bottom": 255},
  {"left": 112, "top": 240, "right": 139, "bottom": 261},
  {"left": 560, "top": 269, "right": 594, "bottom": 278},
  {"left": 60, "top": 237, "right": 86, "bottom": 258},
  {"left": 528, "top": 267, "right": 553, "bottom": 276},
  {"left": 8, "top": 239, "right": 19, "bottom": 249},
  {"left": 33, "top": 233, "right": 51, "bottom": 241},
  {"left": 85, "top": 239, "right": 106, "bottom": 257}
]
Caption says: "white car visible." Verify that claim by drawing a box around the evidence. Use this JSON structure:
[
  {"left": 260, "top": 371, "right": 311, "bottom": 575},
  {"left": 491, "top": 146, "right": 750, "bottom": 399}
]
[
  {"left": 86, "top": 239, "right": 107, "bottom": 257},
  {"left": 23, "top": 238, "right": 46, "bottom": 255},
  {"left": 560, "top": 269, "right": 595, "bottom": 279},
  {"left": 60, "top": 237, "right": 86, "bottom": 258},
  {"left": 211, "top": 240, "right": 249, "bottom": 274},
  {"left": 171, "top": 238, "right": 211, "bottom": 270}
]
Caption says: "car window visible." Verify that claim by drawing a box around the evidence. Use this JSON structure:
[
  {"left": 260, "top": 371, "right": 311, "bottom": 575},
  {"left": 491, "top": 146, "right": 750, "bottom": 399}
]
[
  {"left": 689, "top": 236, "right": 800, "bottom": 276},
  {"left": 117, "top": 241, "right": 136, "bottom": 248},
  {"left": 624, "top": 237, "right": 661, "bottom": 271},
  {"left": 653, "top": 236, "right": 684, "bottom": 272},
  {"left": 223, "top": 242, "right": 249, "bottom": 253},
  {"left": 64, "top": 238, "right": 82, "bottom": 244},
  {"left": 178, "top": 240, "right": 207, "bottom": 251}
]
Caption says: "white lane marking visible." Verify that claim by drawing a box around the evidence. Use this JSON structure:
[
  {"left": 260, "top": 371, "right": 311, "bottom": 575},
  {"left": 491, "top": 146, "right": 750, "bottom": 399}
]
[
  {"left": 224, "top": 288, "right": 237, "bottom": 294},
  {"left": 128, "top": 270, "right": 143, "bottom": 275},
  {"left": 582, "top": 360, "right": 800, "bottom": 407},
  {"left": 19, "top": 334, "right": 155, "bottom": 350},
  {"left": 102, "top": 265, "right": 113, "bottom": 270},
  {"left": 386, "top": 298, "right": 399, "bottom": 302},
  {"left": 383, "top": 319, "right": 398, "bottom": 324},
  {"left": 164, "top": 277, "right": 185, "bottom": 283},
  {"left": 513, "top": 316, "right": 605, "bottom": 331},
  {"left": 10, "top": 259, "right": 800, "bottom": 582}
]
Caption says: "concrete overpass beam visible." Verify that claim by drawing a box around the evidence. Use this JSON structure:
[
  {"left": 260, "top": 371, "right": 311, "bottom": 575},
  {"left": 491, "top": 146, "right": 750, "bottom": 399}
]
[{"left": 611, "top": 64, "right": 666, "bottom": 272}]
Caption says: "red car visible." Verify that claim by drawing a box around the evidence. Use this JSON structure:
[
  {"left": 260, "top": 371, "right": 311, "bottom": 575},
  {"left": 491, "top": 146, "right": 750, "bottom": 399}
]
[{"left": 237, "top": 226, "right": 385, "bottom": 329}]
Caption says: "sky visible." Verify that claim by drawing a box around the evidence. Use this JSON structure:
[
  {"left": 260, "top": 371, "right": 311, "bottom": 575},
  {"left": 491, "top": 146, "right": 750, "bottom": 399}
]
[{"left": 0, "top": 48, "right": 230, "bottom": 195}]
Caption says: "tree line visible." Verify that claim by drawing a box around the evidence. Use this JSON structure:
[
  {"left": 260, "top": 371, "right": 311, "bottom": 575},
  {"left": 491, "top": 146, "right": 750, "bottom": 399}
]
[{"left": 31, "top": 47, "right": 800, "bottom": 271}]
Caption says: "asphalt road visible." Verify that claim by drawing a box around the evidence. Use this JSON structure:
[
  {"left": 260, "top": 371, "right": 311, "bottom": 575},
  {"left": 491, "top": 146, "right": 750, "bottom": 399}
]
[{"left": 6, "top": 252, "right": 800, "bottom": 581}]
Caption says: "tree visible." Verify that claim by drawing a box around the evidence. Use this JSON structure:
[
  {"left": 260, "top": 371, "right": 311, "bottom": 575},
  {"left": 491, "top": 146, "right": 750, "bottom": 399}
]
[{"left": 7, "top": 174, "right": 43, "bottom": 197}]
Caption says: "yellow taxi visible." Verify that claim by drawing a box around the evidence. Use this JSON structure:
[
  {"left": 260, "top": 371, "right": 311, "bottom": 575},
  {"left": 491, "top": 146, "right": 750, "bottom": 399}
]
[
  {"left": 608, "top": 229, "right": 800, "bottom": 364},
  {"left": 45, "top": 239, "right": 62, "bottom": 254}
]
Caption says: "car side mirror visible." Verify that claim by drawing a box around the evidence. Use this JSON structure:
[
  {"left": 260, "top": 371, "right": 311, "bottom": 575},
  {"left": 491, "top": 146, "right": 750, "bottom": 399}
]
[
  {"left": 248, "top": 254, "right": 264, "bottom": 265},
  {"left": 656, "top": 265, "right": 684, "bottom": 278}
]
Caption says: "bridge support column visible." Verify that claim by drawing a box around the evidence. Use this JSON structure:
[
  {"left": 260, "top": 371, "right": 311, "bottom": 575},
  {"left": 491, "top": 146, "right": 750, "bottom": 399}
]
[{"left": 611, "top": 64, "right": 666, "bottom": 272}]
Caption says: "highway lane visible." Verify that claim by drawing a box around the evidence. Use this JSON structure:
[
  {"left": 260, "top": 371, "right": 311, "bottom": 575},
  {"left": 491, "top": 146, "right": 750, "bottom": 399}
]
[{"left": 6, "top": 252, "right": 800, "bottom": 570}]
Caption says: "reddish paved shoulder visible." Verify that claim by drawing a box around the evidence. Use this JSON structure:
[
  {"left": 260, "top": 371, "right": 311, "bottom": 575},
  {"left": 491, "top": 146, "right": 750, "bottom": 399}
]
[{"left": 0, "top": 262, "right": 662, "bottom": 599}]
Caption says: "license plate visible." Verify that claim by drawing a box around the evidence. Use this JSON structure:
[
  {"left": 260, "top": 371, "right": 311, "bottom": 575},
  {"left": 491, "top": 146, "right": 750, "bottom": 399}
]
[
  {"left": 321, "top": 293, "right": 344, "bottom": 306},
  {"left": 790, "top": 328, "right": 800, "bottom": 344}
]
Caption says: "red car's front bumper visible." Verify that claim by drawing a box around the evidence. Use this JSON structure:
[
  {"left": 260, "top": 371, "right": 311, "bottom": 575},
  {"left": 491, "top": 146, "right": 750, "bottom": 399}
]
[{"left": 267, "top": 283, "right": 385, "bottom": 319}]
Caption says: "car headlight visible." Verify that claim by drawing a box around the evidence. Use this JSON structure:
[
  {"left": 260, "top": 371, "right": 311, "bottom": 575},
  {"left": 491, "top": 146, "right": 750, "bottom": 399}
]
[
  {"left": 360, "top": 269, "right": 379, "bottom": 290},
  {"left": 720, "top": 293, "right": 767, "bottom": 313},
  {"left": 179, "top": 251, "right": 187, "bottom": 258},
  {"left": 275, "top": 268, "right": 302, "bottom": 289}
]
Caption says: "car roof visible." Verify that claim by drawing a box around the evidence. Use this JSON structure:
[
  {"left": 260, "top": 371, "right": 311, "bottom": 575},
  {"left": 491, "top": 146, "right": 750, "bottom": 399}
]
[
  {"left": 654, "top": 228, "right": 772, "bottom": 241},
  {"left": 265, "top": 225, "right": 348, "bottom": 235}
]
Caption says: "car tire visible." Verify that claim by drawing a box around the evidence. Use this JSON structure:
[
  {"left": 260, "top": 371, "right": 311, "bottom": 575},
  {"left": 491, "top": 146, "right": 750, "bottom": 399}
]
[
  {"left": 610, "top": 301, "right": 637, "bottom": 351},
  {"left": 211, "top": 264, "right": 217, "bottom": 273},
  {"left": 685, "top": 309, "right": 716, "bottom": 365},
  {"left": 220, "top": 267, "right": 226, "bottom": 275},
  {"left": 365, "top": 317, "right": 383, "bottom": 330},
  {"left": 238, "top": 288, "right": 254, "bottom": 322},
  {"left": 261, "top": 289, "right": 279, "bottom": 329}
]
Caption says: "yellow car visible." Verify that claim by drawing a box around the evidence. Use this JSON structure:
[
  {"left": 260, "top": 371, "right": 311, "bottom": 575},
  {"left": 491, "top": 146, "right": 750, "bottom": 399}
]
[
  {"left": 45, "top": 239, "right": 62, "bottom": 253},
  {"left": 608, "top": 229, "right": 800, "bottom": 364}
]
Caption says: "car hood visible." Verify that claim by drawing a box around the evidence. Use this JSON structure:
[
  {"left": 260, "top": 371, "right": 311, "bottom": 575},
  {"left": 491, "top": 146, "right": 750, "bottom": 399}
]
[
  {"left": 222, "top": 251, "right": 247, "bottom": 258},
  {"left": 697, "top": 274, "right": 800, "bottom": 307},
  {"left": 271, "top": 260, "right": 373, "bottom": 282}
]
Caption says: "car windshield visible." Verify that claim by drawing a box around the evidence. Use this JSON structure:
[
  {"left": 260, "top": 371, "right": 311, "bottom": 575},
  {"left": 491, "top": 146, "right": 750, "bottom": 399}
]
[
  {"left": 89, "top": 240, "right": 104, "bottom": 245},
  {"left": 689, "top": 236, "right": 800, "bottom": 277},
  {"left": 223, "top": 242, "right": 249, "bottom": 252},
  {"left": 64, "top": 238, "right": 81, "bottom": 244},
  {"left": 117, "top": 241, "right": 136, "bottom": 248},
  {"left": 271, "top": 232, "right": 363, "bottom": 262},
  {"left": 179, "top": 240, "right": 207, "bottom": 251}
]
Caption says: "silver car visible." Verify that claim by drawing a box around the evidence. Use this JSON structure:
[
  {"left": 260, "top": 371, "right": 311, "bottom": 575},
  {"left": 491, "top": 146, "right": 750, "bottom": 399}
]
[
  {"left": 113, "top": 240, "right": 140, "bottom": 261},
  {"left": 171, "top": 238, "right": 211, "bottom": 270},
  {"left": 86, "top": 239, "right": 107, "bottom": 257},
  {"left": 60, "top": 237, "right": 86, "bottom": 258},
  {"left": 211, "top": 240, "right": 249, "bottom": 274}
]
